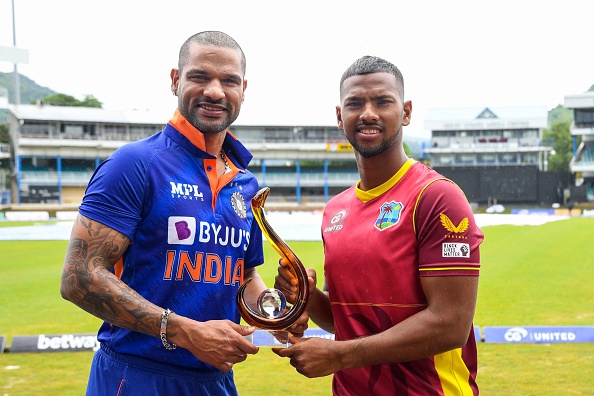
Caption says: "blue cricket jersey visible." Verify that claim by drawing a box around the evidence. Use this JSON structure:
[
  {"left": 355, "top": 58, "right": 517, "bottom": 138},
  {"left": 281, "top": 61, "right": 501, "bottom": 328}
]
[{"left": 78, "top": 110, "right": 264, "bottom": 370}]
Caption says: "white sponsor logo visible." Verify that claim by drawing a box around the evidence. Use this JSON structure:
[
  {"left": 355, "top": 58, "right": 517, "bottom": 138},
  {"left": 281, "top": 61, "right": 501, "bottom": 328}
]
[
  {"left": 503, "top": 327, "right": 577, "bottom": 342},
  {"left": 37, "top": 334, "right": 100, "bottom": 351},
  {"left": 198, "top": 222, "right": 250, "bottom": 251},
  {"left": 168, "top": 216, "right": 197, "bottom": 245},
  {"left": 168, "top": 217, "right": 251, "bottom": 250},
  {"left": 504, "top": 327, "right": 528, "bottom": 342},
  {"left": 170, "top": 182, "right": 204, "bottom": 200},
  {"left": 532, "top": 332, "right": 576, "bottom": 341},
  {"left": 442, "top": 243, "right": 470, "bottom": 258},
  {"left": 324, "top": 210, "right": 347, "bottom": 233}
]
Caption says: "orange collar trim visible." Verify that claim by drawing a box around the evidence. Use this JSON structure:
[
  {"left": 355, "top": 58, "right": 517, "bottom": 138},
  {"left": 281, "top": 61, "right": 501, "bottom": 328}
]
[{"left": 168, "top": 109, "right": 208, "bottom": 152}]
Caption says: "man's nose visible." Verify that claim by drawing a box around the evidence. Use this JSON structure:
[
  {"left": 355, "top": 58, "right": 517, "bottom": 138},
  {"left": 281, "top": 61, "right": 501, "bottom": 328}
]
[
  {"left": 203, "top": 79, "right": 225, "bottom": 101},
  {"left": 360, "top": 103, "right": 379, "bottom": 122}
]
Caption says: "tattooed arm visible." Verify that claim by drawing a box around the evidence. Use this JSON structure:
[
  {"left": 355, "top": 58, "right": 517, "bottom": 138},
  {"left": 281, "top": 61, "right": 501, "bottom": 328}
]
[
  {"left": 60, "top": 214, "right": 259, "bottom": 371},
  {"left": 60, "top": 214, "right": 162, "bottom": 335}
]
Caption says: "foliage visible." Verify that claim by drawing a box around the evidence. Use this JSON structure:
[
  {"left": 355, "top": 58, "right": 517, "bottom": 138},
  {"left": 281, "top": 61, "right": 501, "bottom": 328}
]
[
  {"left": 547, "top": 104, "right": 573, "bottom": 125},
  {"left": 0, "top": 71, "right": 55, "bottom": 106},
  {"left": 403, "top": 141, "right": 412, "bottom": 157},
  {"left": 34, "top": 93, "right": 102, "bottom": 108},
  {"left": 542, "top": 121, "right": 577, "bottom": 172},
  {"left": 0, "top": 123, "right": 8, "bottom": 143},
  {"left": 588, "top": 84, "right": 594, "bottom": 92}
]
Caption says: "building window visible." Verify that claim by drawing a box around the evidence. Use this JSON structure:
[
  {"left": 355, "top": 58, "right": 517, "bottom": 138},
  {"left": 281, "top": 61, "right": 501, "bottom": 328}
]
[
  {"left": 521, "top": 153, "right": 538, "bottom": 164},
  {"left": 478, "top": 154, "right": 496, "bottom": 164},
  {"left": 575, "top": 109, "right": 594, "bottom": 127},
  {"left": 499, "top": 153, "right": 518, "bottom": 164}
]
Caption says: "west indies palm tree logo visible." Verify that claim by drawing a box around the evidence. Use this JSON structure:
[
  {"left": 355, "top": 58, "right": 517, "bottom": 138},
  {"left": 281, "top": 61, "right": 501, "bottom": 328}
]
[{"left": 375, "top": 201, "right": 403, "bottom": 231}]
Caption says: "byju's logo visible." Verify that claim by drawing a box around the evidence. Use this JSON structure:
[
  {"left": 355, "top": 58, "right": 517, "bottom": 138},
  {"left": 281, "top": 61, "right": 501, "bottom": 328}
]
[
  {"left": 504, "top": 327, "right": 528, "bottom": 342},
  {"left": 168, "top": 216, "right": 196, "bottom": 245}
]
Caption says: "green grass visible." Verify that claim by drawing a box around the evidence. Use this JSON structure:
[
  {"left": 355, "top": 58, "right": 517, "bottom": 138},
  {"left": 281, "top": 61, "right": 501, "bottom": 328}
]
[
  {"left": 1, "top": 218, "right": 594, "bottom": 395},
  {"left": 0, "top": 220, "right": 58, "bottom": 228}
]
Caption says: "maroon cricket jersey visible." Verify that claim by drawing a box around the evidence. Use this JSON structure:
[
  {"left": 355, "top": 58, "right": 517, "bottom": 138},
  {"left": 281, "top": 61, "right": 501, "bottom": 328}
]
[{"left": 322, "top": 159, "right": 483, "bottom": 396}]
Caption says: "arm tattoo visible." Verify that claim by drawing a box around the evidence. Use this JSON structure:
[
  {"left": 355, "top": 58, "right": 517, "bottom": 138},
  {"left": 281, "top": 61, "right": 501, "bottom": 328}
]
[{"left": 62, "top": 215, "right": 161, "bottom": 336}]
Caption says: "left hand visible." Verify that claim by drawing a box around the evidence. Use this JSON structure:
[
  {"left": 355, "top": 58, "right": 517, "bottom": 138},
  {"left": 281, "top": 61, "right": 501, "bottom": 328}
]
[
  {"left": 272, "top": 334, "right": 342, "bottom": 378},
  {"left": 285, "top": 310, "right": 309, "bottom": 338}
]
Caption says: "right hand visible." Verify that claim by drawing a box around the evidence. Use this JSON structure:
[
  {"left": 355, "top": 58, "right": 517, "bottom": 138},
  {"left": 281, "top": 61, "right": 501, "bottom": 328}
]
[
  {"left": 169, "top": 317, "right": 258, "bottom": 372},
  {"left": 274, "top": 258, "right": 317, "bottom": 304}
]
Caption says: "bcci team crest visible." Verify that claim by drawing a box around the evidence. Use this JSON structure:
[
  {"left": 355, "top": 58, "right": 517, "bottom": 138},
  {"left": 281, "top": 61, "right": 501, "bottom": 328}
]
[
  {"left": 375, "top": 201, "right": 403, "bottom": 231},
  {"left": 231, "top": 192, "right": 247, "bottom": 218}
]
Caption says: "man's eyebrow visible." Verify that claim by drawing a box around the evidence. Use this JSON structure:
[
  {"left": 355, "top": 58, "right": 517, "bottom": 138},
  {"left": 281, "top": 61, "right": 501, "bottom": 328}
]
[
  {"left": 185, "top": 68, "right": 242, "bottom": 81},
  {"left": 223, "top": 72, "right": 242, "bottom": 81},
  {"left": 185, "top": 68, "right": 207, "bottom": 75},
  {"left": 375, "top": 94, "right": 396, "bottom": 100},
  {"left": 343, "top": 94, "right": 362, "bottom": 101}
]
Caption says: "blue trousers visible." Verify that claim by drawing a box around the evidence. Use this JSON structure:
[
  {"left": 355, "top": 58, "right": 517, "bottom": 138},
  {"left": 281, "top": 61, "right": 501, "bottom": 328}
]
[{"left": 86, "top": 344, "right": 238, "bottom": 396}]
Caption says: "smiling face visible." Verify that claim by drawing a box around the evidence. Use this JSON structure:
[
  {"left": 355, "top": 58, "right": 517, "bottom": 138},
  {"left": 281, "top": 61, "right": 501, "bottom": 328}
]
[
  {"left": 336, "top": 72, "right": 411, "bottom": 159},
  {"left": 171, "top": 43, "right": 247, "bottom": 134}
]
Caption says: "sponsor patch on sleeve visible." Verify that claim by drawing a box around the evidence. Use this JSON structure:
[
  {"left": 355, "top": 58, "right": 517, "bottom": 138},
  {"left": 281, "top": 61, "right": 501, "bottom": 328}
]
[{"left": 442, "top": 242, "right": 470, "bottom": 258}]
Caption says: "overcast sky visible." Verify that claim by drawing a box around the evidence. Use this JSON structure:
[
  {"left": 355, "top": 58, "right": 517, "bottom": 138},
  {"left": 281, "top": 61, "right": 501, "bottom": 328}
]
[{"left": 1, "top": 0, "right": 593, "bottom": 137}]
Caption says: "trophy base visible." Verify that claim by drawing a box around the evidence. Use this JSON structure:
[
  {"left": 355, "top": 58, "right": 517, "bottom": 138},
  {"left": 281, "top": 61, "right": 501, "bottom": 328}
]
[{"left": 245, "top": 330, "right": 289, "bottom": 348}]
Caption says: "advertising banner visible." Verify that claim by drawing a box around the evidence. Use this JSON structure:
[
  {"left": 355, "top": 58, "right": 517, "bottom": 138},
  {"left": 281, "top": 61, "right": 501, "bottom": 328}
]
[
  {"left": 9, "top": 333, "right": 99, "bottom": 353},
  {"left": 483, "top": 326, "right": 594, "bottom": 343}
]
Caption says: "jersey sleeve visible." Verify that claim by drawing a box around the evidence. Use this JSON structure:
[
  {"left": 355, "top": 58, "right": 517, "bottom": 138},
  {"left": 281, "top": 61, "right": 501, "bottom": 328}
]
[
  {"left": 78, "top": 144, "right": 147, "bottom": 240},
  {"left": 415, "top": 179, "right": 484, "bottom": 277}
]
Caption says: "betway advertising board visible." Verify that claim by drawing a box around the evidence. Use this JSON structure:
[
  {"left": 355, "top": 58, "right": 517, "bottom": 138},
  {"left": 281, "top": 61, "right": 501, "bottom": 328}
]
[
  {"left": 483, "top": 326, "right": 594, "bottom": 343},
  {"left": 10, "top": 333, "right": 100, "bottom": 353}
]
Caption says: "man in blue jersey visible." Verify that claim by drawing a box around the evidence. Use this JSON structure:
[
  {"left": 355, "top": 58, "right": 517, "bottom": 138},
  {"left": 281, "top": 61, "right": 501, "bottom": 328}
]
[{"left": 60, "top": 31, "right": 304, "bottom": 396}]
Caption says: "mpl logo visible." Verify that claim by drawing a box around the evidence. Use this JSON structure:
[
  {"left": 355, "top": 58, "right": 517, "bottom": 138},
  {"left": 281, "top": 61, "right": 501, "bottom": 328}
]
[
  {"left": 168, "top": 216, "right": 196, "bottom": 245},
  {"left": 170, "top": 182, "right": 204, "bottom": 200},
  {"left": 504, "top": 327, "right": 528, "bottom": 342}
]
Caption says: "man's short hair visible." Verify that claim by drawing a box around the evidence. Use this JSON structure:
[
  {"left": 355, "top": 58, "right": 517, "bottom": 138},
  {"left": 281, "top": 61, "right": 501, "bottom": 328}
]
[
  {"left": 340, "top": 56, "right": 404, "bottom": 98},
  {"left": 178, "top": 31, "right": 246, "bottom": 76}
]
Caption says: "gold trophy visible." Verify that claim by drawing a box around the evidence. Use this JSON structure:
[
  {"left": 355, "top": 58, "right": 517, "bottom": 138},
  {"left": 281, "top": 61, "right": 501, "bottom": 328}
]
[{"left": 236, "top": 187, "right": 309, "bottom": 345}]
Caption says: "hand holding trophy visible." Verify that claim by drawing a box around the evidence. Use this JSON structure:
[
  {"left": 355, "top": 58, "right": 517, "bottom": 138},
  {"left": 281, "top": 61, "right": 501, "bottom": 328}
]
[{"left": 236, "top": 187, "right": 309, "bottom": 345}]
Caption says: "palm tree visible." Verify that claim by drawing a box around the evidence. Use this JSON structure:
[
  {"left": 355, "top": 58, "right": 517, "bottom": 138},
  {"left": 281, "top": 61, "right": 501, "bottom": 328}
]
[{"left": 378, "top": 203, "right": 394, "bottom": 230}]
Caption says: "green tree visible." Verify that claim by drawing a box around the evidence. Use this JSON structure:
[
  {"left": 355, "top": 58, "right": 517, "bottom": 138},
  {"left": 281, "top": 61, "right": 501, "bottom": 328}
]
[
  {"left": 0, "top": 123, "right": 8, "bottom": 143},
  {"left": 32, "top": 93, "right": 102, "bottom": 108},
  {"left": 548, "top": 104, "right": 573, "bottom": 125},
  {"left": 403, "top": 141, "right": 412, "bottom": 157},
  {"left": 543, "top": 121, "right": 577, "bottom": 172},
  {"left": 81, "top": 95, "right": 103, "bottom": 108}
]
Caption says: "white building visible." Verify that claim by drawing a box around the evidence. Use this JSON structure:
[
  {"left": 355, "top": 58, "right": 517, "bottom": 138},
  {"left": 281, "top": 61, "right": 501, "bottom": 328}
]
[
  {"left": 6, "top": 104, "right": 359, "bottom": 206},
  {"left": 564, "top": 91, "right": 594, "bottom": 201},
  {"left": 423, "top": 106, "right": 551, "bottom": 169}
]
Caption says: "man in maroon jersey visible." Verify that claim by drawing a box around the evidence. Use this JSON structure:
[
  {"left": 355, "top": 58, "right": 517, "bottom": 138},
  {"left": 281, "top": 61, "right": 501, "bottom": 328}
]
[{"left": 274, "top": 56, "right": 484, "bottom": 395}]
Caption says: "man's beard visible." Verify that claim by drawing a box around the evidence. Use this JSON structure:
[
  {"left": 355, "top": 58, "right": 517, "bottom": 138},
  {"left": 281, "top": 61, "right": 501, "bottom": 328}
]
[
  {"left": 347, "top": 127, "right": 400, "bottom": 159},
  {"left": 179, "top": 97, "right": 238, "bottom": 134}
]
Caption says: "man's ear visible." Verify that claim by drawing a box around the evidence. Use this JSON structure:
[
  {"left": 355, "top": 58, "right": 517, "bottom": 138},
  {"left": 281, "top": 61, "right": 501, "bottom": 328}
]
[
  {"left": 336, "top": 106, "right": 344, "bottom": 131},
  {"left": 241, "top": 79, "right": 248, "bottom": 103},
  {"left": 170, "top": 68, "right": 179, "bottom": 95},
  {"left": 402, "top": 100, "right": 412, "bottom": 126}
]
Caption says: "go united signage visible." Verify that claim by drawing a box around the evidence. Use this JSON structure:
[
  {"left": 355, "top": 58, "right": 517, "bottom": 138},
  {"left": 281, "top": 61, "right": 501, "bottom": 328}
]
[{"left": 483, "top": 326, "right": 594, "bottom": 343}]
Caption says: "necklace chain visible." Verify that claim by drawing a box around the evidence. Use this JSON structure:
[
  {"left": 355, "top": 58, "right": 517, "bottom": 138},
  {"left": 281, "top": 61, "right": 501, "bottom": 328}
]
[{"left": 220, "top": 149, "right": 230, "bottom": 172}]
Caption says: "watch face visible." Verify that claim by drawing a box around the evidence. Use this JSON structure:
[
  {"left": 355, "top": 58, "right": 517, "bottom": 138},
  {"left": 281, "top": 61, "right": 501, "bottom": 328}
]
[{"left": 231, "top": 191, "right": 247, "bottom": 219}]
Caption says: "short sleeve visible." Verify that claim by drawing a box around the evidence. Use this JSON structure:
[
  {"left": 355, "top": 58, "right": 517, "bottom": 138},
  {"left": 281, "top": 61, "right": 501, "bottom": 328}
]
[
  {"left": 415, "top": 179, "right": 484, "bottom": 276},
  {"left": 78, "top": 144, "right": 147, "bottom": 240}
]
